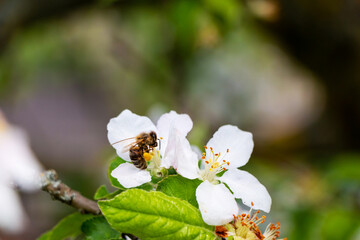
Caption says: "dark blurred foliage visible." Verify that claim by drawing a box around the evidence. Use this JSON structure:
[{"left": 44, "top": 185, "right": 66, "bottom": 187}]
[
  {"left": 0, "top": 0, "right": 359, "bottom": 239},
  {"left": 262, "top": 0, "right": 360, "bottom": 150}
]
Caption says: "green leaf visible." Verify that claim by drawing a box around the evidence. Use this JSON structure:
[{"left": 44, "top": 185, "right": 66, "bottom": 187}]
[
  {"left": 37, "top": 212, "right": 94, "bottom": 240},
  {"left": 94, "top": 185, "right": 123, "bottom": 200},
  {"left": 94, "top": 185, "right": 110, "bottom": 200},
  {"left": 157, "top": 175, "right": 202, "bottom": 207},
  {"left": 99, "top": 189, "right": 217, "bottom": 240},
  {"left": 81, "top": 216, "right": 121, "bottom": 240},
  {"left": 108, "top": 157, "right": 154, "bottom": 191},
  {"left": 37, "top": 232, "right": 51, "bottom": 240},
  {"left": 167, "top": 167, "right": 178, "bottom": 175},
  {"left": 106, "top": 189, "right": 125, "bottom": 199}
]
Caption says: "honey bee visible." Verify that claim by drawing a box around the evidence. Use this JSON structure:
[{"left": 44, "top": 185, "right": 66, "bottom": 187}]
[{"left": 112, "top": 131, "right": 158, "bottom": 170}]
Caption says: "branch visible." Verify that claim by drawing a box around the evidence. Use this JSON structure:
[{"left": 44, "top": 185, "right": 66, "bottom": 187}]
[
  {"left": 40, "top": 169, "right": 101, "bottom": 215},
  {"left": 40, "top": 170, "right": 139, "bottom": 239}
]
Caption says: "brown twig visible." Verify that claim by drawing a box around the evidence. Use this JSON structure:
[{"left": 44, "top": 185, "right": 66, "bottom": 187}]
[
  {"left": 40, "top": 169, "right": 139, "bottom": 239},
  {"left": 40, "top": 169, "right": 101, "bottom": 215}
]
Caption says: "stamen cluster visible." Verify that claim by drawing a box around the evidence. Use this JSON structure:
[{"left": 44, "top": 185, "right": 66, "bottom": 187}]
[
  {"left": 199, "top": 146, "right": 230, "bottom": 183},
  {"left": 217, "top": 202, "right": 287, "bottom": 240}
]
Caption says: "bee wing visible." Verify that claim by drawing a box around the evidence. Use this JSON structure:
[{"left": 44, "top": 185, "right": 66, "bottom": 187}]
[
  {"left": 111, "top": 137, "right": 139, "bottom": 153},
  {"left": 111, "top": 137, "right": 136, "bottom": 146},
  {"left": 121, "top": 142, "right": 137, "bottom": 153},
  {"left": 121, "top": 138, "right": 147, "bottom": 153}
]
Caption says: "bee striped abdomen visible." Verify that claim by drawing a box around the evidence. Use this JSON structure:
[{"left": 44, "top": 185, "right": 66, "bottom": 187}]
[{"left": 129, "top": 145, "right": 147, "bottom": 170}]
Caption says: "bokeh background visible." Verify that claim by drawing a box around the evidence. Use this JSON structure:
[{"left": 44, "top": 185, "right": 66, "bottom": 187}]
[{"left": 0, "top": 0, "right": 359, "bottom": 239}]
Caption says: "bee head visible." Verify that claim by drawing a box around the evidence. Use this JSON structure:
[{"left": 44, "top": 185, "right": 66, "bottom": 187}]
[{"left": 150, "top": 131, "right": 157, "bottom": 140}]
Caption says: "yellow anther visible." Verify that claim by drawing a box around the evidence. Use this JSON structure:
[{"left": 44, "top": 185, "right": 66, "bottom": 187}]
[{"left": 143, "top": 152, "right": 153, "bottom": 161}]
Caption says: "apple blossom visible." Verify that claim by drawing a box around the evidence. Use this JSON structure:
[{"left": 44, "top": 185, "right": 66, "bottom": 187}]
[
  {"left": 175, "top": 125, "right": 271, "bottom": 225},
  {"left": 107, "top": 109, "right": 193, "bottom": 188}
]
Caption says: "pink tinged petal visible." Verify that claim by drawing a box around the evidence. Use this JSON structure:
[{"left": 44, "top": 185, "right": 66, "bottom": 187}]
[
  {"left": 219, "top": 169, "right": 271, "bottom": 213},
  {"left": 111, "top": 163, "right": 151, "bottom": 188},
  {"left": 206, "top": 125, "right": 254, "bottom": 168},
  {"left": 196, "top": 181, "right": 239, "bottom": 226},
  {"left": 168, "top": 135, "right": 199, "bottom": 179},
  {"left": 107, "top": 109, "right": 157, "bottom": 161}
]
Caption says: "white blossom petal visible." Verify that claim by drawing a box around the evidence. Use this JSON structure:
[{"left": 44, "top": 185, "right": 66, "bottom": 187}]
[
  {"left": 0, "top": 126, "right": 43, "bottom": 191},
  {"left": 157, "top": 111, "right": 193, "bottom": 169},
  {"left": 0, "top": 183, "right": 25, "bottom": 233},
  {"left": 196, "top": 181, "right": 238, "bottom": 225},
  {"left": 168, "top": 135, "right": 199, "bottom": 179},
  {"left": 157, "top": 111, "right": 193, "bottom": 137},
  {"left": 191, "top": 145, "right": 203, "bottom": 159},
  {"left": 219, "top": 169, "right": 271, "bottom": 213},
  {"left": 111, "top": 163, "right": 151, "bottom": 188},
  {"left": 159, "top": 125, "right": 177, "bottom": 169},
  {"left": 156, "top": 111, "right": 193, "bottom": 154},
  {"left": 206, "top": 125, "right": 254, "bottom": 168},
  {"left": 107, "top": 109, "right": 157, "bottom": 161}
]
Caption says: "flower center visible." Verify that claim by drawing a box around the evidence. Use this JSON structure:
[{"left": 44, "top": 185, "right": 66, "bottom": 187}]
[
  {"left": 199, "top": 146, "right": 230, "bottom": 183},
  {"left": 217, "top": 202, "right": 287, "bottom": 240},
  {"left": 146, "top": 150, "right": 161, "bottom": 170},
  {"left": 146, "top": 150, "right": 168, "bottom": 178}
]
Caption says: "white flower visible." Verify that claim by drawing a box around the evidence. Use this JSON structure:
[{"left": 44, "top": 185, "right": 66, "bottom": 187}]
[
  {"left": 0, "top": 183, "right": 27, "bottom": 233},
  {"left": 107, "top": 109, "right": 193, "bottom": 188},
  {"left": 0, "top": 113, "right": 43, "bottom": 233},
  {"left": 175, "top": 125, "right": 271, "bottom": 226}
]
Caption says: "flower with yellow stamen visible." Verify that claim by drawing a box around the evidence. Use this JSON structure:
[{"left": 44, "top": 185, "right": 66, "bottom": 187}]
[
  {"left": 199, "top": 146, "right": 230, "bottom": 183},
  {"left": 173, "top": 125, "right": 271, "bottom": 226},
  {"left": 217, "top": 202, "right": 287, "bottom": 240}
]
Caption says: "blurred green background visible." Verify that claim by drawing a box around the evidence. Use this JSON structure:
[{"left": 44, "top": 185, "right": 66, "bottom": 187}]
[{"left": 0, "top": 0, "right": 359, "bottom": 239}]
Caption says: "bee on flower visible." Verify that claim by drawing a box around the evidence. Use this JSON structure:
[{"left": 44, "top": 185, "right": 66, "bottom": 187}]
[
  {"left": 107, "top": 109, "right": 194, "bottom": 188},
  {"left": 108, "top": 110, "right": 272, "bottom": 227}
]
